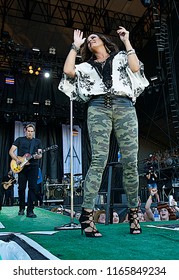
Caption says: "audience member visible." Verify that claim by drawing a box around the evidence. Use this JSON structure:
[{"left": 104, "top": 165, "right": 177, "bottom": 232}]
[
  {"left": 166, "top": 197, "right": 179, "bottom": 219},
  {"left": 146, "top": 167, "right": 160, "bottom": 202},
  {"left": 145, "top": 189, "right": 177, "bottom": 221},
  {"left": 113, "top": 210, "right": 120, "bottom": 224},
  {"left": 144, "top": 146, "right": 179, "bottom": 170},
  {"left": 123, "top": 190, "right": 179, "bottom": 223},
  {"left": 51, "top": 205, "right": 76, "bottom": 217},
  {"left": 94, "top": 209, "right": 120, "bottom": 224}
]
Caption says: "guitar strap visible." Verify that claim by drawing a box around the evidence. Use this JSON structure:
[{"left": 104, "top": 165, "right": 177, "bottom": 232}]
[{"left": 29, "top": 138, "right": 36, "bottom": 155}]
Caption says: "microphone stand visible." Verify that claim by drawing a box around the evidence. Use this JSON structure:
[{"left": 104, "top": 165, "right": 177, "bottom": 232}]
[{"left": 54, "top": 95, "right": 81, "bottom": 230}]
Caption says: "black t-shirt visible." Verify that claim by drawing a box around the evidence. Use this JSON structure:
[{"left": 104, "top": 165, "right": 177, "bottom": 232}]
[{"left": 13, "top": 137, "right": 42, "bottom": 165}]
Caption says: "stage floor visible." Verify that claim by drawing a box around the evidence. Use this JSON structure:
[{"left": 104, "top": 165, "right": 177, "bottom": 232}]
[{"left": 0, "top": 206, "right": 179, "bottom": 260}]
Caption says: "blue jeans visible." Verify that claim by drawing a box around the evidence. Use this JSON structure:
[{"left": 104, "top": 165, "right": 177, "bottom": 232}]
[{"left": 147, "top": 183, "right": 157, "bottom": 189}]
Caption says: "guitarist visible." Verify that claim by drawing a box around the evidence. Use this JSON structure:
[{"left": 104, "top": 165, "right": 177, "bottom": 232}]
[
  {"left": 1, "top": 170, "right": 16, "bottom": 206},
  {"left": 9, "top": 123, "right": 42, "bottom": 218}
]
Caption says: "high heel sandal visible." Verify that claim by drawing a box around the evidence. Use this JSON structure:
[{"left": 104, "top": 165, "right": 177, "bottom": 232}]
[
  {"left": 79, "top": 208, "right": 102, "bottom": 238},
  {"left": 129, "top": 208, "right": 142, "bottom": 234}
]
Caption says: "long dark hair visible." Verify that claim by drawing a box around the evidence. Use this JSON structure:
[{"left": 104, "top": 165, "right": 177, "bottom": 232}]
[{"left": 80, "top": 33, "right": 119, "bottom": 62}]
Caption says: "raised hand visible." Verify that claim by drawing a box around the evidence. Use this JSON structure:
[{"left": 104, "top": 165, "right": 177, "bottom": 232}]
[
  {"left": 73, "top": 29, "right": 86, "bottom": 48},
  {"left": 151, "top": 188, "right": 158, "bottom": 196},
  {"left": 117, "top": 26, "right": 129, "bottom": 42}
]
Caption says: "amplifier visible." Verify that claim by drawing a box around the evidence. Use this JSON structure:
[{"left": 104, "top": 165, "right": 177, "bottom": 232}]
[{"left": 45, "top": 184, "right": 68, "bottom": 199}]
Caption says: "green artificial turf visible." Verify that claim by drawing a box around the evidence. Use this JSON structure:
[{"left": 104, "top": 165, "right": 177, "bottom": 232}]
[{"left": 1, "top": 206, "right": 179, "bottom": 260}]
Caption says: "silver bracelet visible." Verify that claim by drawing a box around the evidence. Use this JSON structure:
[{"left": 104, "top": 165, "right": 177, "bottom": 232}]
[
  {"left": 127, "top": 49, "right": 135, "bottom": 56},
  {"left": 71, "top": 43, "right": 80, "bottom": 53},
  {"left": 127, "top": 49, "right": 135, "bottom": 53}
]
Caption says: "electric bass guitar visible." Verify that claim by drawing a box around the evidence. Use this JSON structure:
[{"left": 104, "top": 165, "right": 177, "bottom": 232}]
[
  {"left": 2, "top": 178, "right": 16, "bottom": 190},
  {"left": 10, "top": 145, "right": 58, "bottom": 174}
]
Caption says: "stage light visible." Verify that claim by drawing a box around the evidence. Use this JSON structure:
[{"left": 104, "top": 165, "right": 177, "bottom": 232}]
[
  {"left": 44, "top": 70, "right": 51, "bottom": 78},
  {"left": 28, "top": 65, "right": 33, "bottom": 74},
  {"left": 45, "top": 99, "right": 51, "bottom": 106},
  {"left": 150, "top": 76, "right": 158, "bottom": 82},
  {"left": 34, "top": 70, "right": 39, "bottom": 75},
  {"left": 7, "top": 98, "right": 13, "bottom": 104},
  {"left": 28, "top": 65, "right": 41, "bottom": 75},
  {"left": 33, "top": 101, "right": 39, "bottom": 105},
  {"left": 5, "top": 76, "right": 14, "bottom": 85},
  {"left": 32, "top": 47, "right": 40, "bottom": 53},
  {"left": 34, "top": 67, "right": 41, "bottom": 75},
  {"left": 49, "top": 46, "right": 56, "bottom": 55},
  {"left": 44, "top": 72, "right": 50, "bottom": 78},
  {"left": 31, "top": 47, "right": 41, "bottom": 58}
]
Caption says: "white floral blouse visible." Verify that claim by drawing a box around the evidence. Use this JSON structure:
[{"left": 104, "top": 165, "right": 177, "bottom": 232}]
[{"left": 58, "top": 51, "right": 149, "bottom": 103}]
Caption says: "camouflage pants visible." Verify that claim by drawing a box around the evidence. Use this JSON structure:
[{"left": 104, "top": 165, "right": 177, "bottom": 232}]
[{"left": 82, "top": 95, "right": 139, "bottom": 209}]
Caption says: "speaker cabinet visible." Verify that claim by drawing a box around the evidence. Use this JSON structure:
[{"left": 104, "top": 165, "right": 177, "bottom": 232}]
[{"left": 45, "top": 184, "right": 67, "bottom": 199}]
